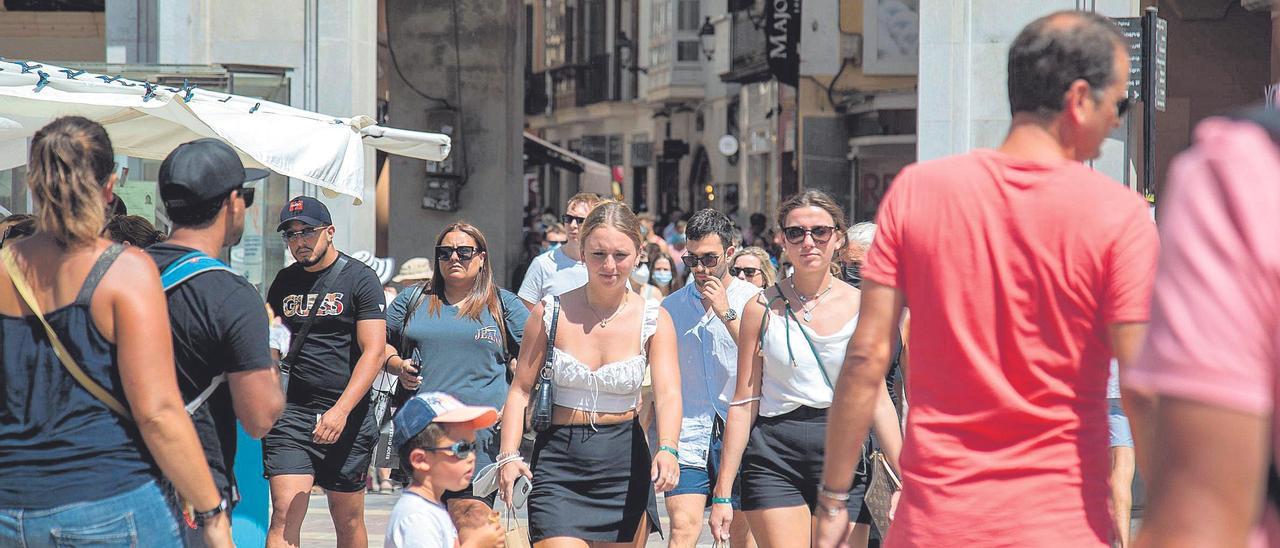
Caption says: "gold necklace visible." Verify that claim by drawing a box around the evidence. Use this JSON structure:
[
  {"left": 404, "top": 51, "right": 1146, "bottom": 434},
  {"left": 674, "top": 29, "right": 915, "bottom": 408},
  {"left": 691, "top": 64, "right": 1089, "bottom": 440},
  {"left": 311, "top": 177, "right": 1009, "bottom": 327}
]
[{"left": 587, "top": 295, "right": 629, "bottom": 327}]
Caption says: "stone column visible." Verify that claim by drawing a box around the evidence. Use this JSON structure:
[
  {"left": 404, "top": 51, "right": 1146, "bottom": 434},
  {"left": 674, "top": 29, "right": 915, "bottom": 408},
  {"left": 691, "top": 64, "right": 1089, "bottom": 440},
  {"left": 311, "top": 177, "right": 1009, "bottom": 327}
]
[{"left": 918, "top": 0, "right": 1139, "bottom": 185}]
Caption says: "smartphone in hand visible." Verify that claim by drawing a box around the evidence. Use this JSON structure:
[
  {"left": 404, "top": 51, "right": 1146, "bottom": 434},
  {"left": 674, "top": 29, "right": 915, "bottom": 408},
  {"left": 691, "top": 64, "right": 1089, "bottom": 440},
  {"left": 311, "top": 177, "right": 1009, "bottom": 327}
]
[{"left": 410, "top": 348, "right": 423, "bottom": 383}]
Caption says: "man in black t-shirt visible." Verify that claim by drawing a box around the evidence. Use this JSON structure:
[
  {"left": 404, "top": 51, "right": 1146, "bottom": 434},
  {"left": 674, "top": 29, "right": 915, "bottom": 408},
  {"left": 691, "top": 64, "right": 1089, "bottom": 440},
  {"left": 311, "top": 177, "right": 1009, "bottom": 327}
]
[
  {"left": 265, "top": 196, "right": 387, "bottom": 548},
  {"left": 148, "top": 138, "right": 285, "bottom": 542}
]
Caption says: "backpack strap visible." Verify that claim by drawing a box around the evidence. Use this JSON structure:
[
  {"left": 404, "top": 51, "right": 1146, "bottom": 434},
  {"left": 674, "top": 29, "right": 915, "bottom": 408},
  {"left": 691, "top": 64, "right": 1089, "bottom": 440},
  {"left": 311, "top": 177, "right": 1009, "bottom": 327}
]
[
  {"left": 159, "top": 249, "right": 236, "bottom": 414},
  {"left": 160, "top": 250, "right": 234, "bottom": 292}
]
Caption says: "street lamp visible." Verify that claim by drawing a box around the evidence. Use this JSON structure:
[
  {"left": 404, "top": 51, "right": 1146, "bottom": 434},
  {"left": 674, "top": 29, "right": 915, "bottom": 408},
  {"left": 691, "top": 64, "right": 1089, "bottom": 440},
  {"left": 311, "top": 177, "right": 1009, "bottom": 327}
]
[{"left": 698, "top": 17, "right": 716, "bottom": 61}]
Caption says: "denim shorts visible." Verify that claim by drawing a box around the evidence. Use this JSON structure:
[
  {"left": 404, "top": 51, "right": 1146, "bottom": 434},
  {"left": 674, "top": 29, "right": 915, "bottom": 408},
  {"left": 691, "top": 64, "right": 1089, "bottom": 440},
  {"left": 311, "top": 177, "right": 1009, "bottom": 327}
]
[
  {"left": 0, "top": 479, "right": 183, "bottom": 547},
  {"left": 668, "top": 418, "right": 743, "bottom": 510},
  {"left": 1108, "top": 398, "right": 1134, "bottom": 448}
]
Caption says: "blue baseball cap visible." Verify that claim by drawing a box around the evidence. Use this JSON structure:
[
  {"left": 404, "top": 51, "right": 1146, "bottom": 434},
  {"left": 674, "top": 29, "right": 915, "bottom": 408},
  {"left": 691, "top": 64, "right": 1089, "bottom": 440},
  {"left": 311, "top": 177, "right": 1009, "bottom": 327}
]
[{"left": 392, "top": 392, "right": 498, "bottom": 451}]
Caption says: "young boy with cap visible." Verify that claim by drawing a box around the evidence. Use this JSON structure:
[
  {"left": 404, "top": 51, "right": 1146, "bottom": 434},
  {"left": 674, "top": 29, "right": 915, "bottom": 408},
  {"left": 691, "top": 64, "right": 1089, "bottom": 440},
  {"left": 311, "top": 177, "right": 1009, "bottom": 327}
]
[{"left": 385, "top": 392, "right": 504, "bottom": 548}]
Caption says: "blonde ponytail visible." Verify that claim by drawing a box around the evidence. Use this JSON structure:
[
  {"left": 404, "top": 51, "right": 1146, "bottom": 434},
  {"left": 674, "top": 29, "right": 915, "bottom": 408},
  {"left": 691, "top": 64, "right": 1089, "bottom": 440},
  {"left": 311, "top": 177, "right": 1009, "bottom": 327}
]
[{"left": 26, "top": 117, "right": 114, "bottom": 247}]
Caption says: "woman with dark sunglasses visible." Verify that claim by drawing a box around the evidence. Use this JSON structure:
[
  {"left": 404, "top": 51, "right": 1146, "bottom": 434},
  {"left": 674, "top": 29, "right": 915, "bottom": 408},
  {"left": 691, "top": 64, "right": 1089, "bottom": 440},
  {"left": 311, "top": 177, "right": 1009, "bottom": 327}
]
[
  {"left": 382, "top": 222, "right": 529, "bottom": 516},
  {"left": 709, "top": 191, "right": 903, "bottom": 548},
  {"left": 727, "top": 246, "right": 776, "bottom": 289}
]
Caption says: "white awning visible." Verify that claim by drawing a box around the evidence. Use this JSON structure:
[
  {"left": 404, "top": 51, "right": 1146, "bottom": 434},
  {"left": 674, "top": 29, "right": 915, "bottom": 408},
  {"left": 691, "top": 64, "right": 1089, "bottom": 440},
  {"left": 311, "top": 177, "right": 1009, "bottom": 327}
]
[
  {"left": 523, "top": 131, "right": 612, "bottom": 196},
  {"left": 0, "top": 59, "right": 452, "bottom": 203}
]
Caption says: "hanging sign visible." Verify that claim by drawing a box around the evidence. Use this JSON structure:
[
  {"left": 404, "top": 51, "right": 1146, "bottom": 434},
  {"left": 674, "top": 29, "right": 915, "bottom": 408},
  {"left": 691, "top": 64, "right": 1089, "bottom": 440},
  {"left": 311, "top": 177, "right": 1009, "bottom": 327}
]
[{"left": 766, "top": 0, "right": 801, "bottom": 87}]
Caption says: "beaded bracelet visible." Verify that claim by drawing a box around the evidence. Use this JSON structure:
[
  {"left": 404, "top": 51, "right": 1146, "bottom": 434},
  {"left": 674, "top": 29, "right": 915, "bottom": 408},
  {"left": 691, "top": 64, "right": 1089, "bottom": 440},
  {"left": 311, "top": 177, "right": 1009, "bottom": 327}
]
[
  {"left": 818, "top": 485, "right": 851, "bottom": 502},
  {"left": 711, "top": 497, "right": 734, "bottom": 505},
  {"left": 658, "top": 445, "right": 679, "bottom": 459}
]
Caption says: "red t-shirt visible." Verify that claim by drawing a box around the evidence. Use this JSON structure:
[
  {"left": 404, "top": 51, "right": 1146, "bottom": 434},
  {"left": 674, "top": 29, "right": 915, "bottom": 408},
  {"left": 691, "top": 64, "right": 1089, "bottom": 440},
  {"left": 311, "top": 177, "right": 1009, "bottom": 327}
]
[{"left": 863, "top": 149, "right": 1158, "bottom": 547}]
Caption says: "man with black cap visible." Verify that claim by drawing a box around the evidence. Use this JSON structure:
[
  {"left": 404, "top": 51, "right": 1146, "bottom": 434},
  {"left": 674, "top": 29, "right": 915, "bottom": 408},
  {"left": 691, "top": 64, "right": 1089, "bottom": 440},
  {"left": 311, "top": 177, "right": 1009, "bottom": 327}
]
[
  {"left": 147, "top": 138, "right": 286, "bottom": 542},
  {"left": 265, "top": 195, "right": 387, "bottom": 548}
]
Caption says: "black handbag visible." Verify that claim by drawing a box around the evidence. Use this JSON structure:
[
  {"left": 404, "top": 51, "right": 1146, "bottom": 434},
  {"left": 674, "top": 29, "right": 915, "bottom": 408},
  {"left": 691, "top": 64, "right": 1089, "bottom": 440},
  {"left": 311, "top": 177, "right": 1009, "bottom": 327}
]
[
  {"left": 279, "top": 256, "right": 349, "bottom": 395},
  {"left": 526, "top": 296, "right": 560, "bottom": 433}
]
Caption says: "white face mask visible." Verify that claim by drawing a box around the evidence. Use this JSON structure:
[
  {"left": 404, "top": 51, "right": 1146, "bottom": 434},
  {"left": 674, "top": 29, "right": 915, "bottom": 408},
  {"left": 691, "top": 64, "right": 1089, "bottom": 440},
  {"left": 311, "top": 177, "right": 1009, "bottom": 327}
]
[{"left": 630, "top": 264, "right": 650, "bottom": 285}]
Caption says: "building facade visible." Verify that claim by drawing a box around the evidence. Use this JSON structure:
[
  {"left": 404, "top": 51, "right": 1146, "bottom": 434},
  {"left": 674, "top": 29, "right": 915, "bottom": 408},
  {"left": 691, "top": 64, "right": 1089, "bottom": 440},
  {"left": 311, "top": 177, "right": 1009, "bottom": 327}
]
[{"left": 0, "top": 0, "right": 377, "bottom": 294}]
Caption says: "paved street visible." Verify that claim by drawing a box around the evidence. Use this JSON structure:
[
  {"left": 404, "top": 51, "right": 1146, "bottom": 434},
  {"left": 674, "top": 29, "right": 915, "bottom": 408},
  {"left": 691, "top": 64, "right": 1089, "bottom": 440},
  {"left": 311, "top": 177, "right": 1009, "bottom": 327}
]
[
  {"left": 304, "top": 489, "right": 720, "bottom": 546},
  {"left": 302, "top": 491, "right": 1140, "bottom": 547}
]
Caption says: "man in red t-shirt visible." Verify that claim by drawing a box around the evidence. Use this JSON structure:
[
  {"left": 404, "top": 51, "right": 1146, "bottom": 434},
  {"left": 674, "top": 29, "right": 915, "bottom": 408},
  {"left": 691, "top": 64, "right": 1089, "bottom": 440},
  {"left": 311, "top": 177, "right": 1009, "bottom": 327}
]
[{"left": 815, "top": 11, "right": 1157, "bottom": 548}]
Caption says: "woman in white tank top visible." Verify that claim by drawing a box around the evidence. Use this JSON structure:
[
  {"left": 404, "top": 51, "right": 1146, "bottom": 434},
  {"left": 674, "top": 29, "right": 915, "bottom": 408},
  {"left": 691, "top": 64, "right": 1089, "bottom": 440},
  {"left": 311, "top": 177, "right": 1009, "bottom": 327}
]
[
  {"left": 497, "top": 201, "right": 682, "bottom": 546},
  {"left": 709, "top": 191, "right": 903, "bottom": 548}
]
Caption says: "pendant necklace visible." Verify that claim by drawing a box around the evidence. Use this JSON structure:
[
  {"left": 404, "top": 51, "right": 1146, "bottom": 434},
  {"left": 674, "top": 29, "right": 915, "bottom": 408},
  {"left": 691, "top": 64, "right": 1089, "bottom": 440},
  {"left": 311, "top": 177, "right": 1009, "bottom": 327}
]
[
  {"left": 791, "top": 278, "right": 833, "bottom": 322},
  {"left": 588, "top": 295, "right": 629, "bottom": 327}
]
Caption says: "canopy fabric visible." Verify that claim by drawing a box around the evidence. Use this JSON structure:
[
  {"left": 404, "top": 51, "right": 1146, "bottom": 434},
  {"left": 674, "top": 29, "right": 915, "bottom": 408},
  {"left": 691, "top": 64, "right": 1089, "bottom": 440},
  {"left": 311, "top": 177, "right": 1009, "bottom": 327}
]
[
  {"left": 523, "top": 131, "right": 612, "bottom": 197},
  {"left": 0, "top": 59, "right": 451, "bottom": 202}
]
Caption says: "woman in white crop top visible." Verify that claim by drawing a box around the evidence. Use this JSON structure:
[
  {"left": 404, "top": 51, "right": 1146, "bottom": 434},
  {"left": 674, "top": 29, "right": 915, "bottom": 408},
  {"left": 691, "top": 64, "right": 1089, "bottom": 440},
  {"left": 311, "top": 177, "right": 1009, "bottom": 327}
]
[
  {"left": 497, "top": 201, "right": 682, "bottom": 546},
  {"left": 708, "top": 191, "right": 903, "bottom": 548}
]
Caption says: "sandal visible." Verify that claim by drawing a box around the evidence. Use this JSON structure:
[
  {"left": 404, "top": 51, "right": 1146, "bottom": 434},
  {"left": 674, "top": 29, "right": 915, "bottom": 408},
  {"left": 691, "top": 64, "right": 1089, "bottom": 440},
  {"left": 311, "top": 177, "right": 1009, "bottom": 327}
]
[{"left": 380, "top": 479, "right": 396, "bottom": 493}]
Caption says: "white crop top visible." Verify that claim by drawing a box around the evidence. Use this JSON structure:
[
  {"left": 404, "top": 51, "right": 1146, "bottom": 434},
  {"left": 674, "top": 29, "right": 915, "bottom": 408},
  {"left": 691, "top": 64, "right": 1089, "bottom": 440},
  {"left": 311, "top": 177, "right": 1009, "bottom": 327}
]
[
  {"left": 758, "top": 308, "right": 856, "bottom": 417},
  {"left": 542, "top": 295, "right": 658, "bottom": 415}
]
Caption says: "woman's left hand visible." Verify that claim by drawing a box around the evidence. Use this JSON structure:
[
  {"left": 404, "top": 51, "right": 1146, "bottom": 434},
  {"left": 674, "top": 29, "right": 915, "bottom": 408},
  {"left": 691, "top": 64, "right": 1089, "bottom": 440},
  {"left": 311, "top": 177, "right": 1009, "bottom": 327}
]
[{"left": 651, "top": 448, "right": 680, "bottom": 492}]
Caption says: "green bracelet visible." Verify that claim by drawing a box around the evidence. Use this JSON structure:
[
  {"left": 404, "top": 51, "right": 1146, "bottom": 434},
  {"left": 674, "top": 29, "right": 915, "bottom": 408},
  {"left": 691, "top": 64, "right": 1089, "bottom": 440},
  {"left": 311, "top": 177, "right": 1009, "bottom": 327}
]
[
  {"left": 658, "top": 445, "right": 679, "bottom": 459},
  {"left": 711, "top": 497, "right": 734, "bottom": 505}
]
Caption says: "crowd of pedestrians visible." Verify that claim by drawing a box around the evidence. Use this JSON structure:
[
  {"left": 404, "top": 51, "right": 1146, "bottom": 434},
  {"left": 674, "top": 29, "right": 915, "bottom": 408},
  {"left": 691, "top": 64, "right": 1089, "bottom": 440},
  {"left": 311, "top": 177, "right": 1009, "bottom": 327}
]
[{"left": 7, "top": 9, "right": 1280, "bottom": 548}]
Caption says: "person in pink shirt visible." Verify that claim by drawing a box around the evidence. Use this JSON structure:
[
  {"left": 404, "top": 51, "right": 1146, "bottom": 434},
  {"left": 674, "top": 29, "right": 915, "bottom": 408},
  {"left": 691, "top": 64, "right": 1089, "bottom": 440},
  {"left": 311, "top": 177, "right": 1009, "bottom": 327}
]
[
  {"left": 1128, "top": 113, "right": 1280, "bottom": 547},
  {"left": 815, "top": 11, "right": 1158, "bottom": 548}
]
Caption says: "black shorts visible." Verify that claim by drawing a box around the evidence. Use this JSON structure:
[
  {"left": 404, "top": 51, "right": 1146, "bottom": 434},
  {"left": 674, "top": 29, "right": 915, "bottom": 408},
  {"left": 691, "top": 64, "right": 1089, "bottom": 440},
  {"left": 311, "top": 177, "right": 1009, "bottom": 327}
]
[
  {"left": 741, "top": 406, "right": 872, "bottom": 524},
  {"left": 263, "top": 403, "right": 378, "bottom": 492}
]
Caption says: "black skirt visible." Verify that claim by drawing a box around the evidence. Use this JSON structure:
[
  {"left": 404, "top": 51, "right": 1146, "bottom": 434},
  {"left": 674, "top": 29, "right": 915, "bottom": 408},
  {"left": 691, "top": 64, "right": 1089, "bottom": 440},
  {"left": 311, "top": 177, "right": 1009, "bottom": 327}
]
[
  {"left": 528, "top": 420, "right": 661, "bottom": 543},
  {"left": 740, "top": 405, "right": 872, "bottom": 523}
]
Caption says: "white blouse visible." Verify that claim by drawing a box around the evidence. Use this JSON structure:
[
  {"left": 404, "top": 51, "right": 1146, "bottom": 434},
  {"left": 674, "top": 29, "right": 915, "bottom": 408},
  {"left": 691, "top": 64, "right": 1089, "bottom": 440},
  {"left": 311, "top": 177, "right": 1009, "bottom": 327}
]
[
  {"left": 758, "top": 307, "right": 857, "bottom": 417},
  {"left": 542, "top": 295, "right": 659, "bottom": 414}
]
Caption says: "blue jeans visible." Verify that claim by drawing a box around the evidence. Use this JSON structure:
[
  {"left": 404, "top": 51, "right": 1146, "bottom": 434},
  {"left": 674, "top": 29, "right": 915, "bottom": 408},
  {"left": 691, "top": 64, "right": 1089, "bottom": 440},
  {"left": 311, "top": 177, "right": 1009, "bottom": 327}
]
[
  {"left": 1109, "top": 398, "right": 1134, "bottom": 448},
  {"left": 668, "top": 417, "right": 743, "bottom": 510},
  {"left": 0, "top": 480, "right": 183, "bottom": 547}
]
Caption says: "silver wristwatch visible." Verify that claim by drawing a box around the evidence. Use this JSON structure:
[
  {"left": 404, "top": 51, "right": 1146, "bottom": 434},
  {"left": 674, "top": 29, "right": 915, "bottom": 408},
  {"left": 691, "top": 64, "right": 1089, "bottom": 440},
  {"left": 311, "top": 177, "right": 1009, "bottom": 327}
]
[{"left": 720, "top": 308, "right": 738, "bottom": 322}]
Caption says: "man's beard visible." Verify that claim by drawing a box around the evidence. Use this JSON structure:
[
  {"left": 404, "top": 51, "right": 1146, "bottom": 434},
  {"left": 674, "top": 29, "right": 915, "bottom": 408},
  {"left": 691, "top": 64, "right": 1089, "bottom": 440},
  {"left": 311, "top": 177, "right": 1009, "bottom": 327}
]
[{"left": 296, "top": 240, "right": 327, "bottom": 267}]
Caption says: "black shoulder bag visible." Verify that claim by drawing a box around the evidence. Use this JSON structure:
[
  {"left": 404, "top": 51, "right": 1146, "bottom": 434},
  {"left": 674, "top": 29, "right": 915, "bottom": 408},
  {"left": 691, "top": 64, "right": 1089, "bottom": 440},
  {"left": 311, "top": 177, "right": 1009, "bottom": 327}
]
[
  {"left": 279, "top": 256, "right": 349, "bottom": 395},
  {"left": 526, "top": 296, "right": 560, "bottom": 433},
  {"left": 388, "top": 283, "right": 431, "bottom": 410}
]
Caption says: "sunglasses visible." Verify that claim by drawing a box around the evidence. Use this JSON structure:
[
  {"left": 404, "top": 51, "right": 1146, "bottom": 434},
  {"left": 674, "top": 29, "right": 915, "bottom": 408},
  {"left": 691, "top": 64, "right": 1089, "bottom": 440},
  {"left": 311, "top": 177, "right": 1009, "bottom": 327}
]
[
  {"left": 281, "top": 225, "right": 327, "bottom": 242},
  {"left": 560, "top": 214, "right": 586, "bottom": 226},
  {"left": 0, "top": 224, "right": 34, "bottom": 248},
  {"left": 681, "top": 253, "right": 721, "bottom": 269},
  {"left": 1116, "top": 97, "right": 1131, "bottom": 117},
  {"left": 436, "top": 245, "right": 481, "bottom": 261},
  {"left": 782, "top": 225, "right": 836, "bottom": 245},
  {"left": 237, "top": 186, "right": 255, "bottom": 209},
  {"left": 729, "top": 266, "right": 761, "bottom": 278},
  {"left": 423, "top": 440, "right": 475, "bottom": 460}
]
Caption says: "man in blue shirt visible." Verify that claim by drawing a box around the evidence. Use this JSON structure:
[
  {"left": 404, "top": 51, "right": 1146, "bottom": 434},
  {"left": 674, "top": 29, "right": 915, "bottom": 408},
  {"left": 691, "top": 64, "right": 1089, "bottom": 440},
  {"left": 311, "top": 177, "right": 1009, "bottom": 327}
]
[{"left": 662, "top": 209, "right": 761, "bottom": 547}]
